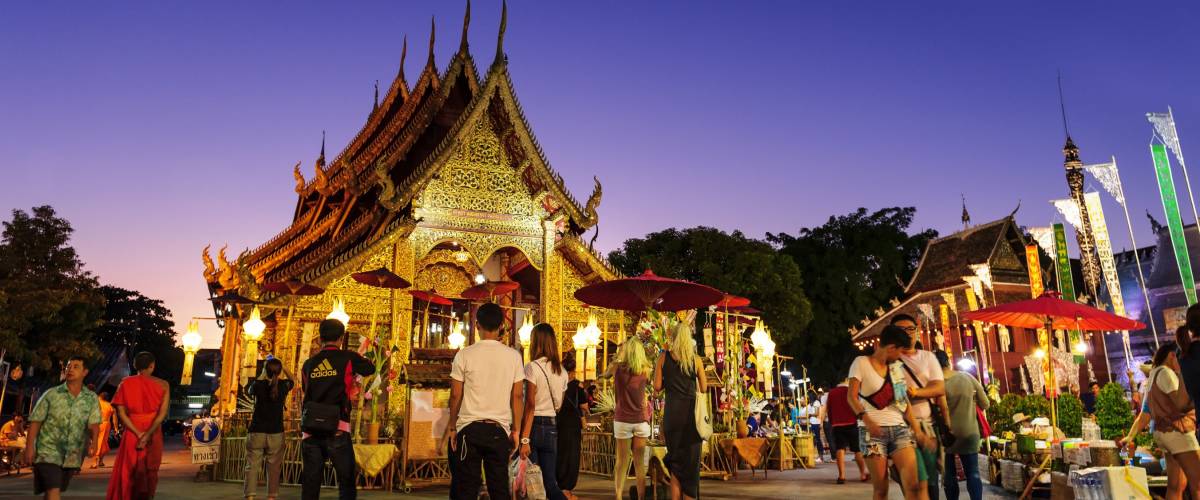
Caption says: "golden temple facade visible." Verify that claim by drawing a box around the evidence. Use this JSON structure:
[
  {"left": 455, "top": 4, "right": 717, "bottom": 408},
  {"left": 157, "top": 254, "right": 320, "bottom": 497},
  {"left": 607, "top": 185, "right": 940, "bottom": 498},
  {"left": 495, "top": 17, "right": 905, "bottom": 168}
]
[{"left": 201, "top": 4, "right": 619, "bottom": 416}]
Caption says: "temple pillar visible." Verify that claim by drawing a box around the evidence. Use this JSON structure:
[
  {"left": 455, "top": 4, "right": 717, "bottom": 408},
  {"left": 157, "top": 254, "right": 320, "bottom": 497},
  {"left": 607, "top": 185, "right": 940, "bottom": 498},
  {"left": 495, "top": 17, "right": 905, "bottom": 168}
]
[
  {"left": 541, "top": 220, "right": 564, "bottom": 348},
  {"left": 389, "top": 238, "right": 415, "bottom": 419},
  {"left": 218, "top": 318, "right": 242, "bottom": 415}
]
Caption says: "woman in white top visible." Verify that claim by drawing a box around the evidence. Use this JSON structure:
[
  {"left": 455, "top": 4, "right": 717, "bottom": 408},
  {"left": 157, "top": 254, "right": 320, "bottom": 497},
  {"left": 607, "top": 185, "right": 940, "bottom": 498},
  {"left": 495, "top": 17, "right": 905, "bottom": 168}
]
[
  {"left": 520, "top": 324, "right": 570, "bottom": 500},
  {"left": 846, "top": 325, "right": 928, "bottom": 500}
]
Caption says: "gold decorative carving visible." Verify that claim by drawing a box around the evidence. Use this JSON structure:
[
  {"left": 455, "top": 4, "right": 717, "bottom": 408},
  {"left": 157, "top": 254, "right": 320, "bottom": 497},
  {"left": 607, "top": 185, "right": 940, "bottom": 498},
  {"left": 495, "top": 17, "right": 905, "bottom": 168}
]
[
  {"left": 416, "top": 264, "right": 474, "bottom": 298},
  {"left": 410, "top": 227, "right": 543, "bottom": 272},
  {"left": 202, "top": 245, "right": 217, "bottom": 282},
  {"left": 293, "top": 161, "right": 306, "bottom": 194}
]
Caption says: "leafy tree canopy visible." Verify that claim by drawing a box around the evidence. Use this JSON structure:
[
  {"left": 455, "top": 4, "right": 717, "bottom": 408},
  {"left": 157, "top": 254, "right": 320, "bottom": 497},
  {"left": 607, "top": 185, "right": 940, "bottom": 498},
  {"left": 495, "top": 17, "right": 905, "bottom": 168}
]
[
  {"left": 768, "top": 207, "right": 936, "bottom": 387},
  {"left": 91, "top": 285, "right": 183, "bottom": 386},
  {"left": 0, "top": 206, "right": 104, "bottom": 372},
  {"left": 608, "top": 227, "right": 813, "bottom": 345}
]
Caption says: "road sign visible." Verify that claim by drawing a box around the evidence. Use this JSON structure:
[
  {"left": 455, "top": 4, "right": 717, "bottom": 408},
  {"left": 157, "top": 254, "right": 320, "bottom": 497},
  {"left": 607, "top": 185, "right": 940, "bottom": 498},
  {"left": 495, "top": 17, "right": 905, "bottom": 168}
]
[
  {"left": 192, "top": 418, "right": 220, "bottom": 445},
  {"left": 192, "top": 441, "right": 220, "bottom": 465}
]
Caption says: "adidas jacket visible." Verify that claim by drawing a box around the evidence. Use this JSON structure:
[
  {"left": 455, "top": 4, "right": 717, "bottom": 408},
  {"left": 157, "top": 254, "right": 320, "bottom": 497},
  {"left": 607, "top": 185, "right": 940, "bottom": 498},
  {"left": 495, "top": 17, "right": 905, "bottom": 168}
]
[{"left": 302, "top": 347, "right": 375, "bottom": 425}]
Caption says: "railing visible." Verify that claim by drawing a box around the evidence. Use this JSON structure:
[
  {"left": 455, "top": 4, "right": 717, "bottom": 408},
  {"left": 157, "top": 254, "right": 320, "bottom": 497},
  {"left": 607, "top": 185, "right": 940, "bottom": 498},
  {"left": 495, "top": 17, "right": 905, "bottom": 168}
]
[{"left": 217, "top": 414, "right": 400, "bottom": 490}]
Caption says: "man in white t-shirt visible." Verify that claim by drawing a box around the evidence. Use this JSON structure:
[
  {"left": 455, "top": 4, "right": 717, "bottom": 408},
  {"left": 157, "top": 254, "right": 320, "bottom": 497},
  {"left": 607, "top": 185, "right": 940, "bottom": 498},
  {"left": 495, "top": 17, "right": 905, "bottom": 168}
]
[
  {"left": 445, "top": 303, "right": 526, "bottom": 500},
  {"left": 847, "top": 325, "right": 926, "bottom": 500},
  {"left": 891, "top": 313, "right": 945, "bottom": 500}
]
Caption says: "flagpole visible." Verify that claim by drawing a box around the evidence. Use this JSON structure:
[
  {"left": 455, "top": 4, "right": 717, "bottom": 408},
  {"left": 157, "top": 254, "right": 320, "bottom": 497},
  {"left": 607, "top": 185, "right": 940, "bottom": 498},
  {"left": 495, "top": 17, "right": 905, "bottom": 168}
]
[{"left": 1112, "top": 156, "right": 1160, "bottom": 350}]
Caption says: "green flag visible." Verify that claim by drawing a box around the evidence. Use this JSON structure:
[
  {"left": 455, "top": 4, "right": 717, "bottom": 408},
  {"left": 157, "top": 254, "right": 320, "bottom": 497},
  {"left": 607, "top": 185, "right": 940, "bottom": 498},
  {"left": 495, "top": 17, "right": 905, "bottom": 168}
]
[{"left": 1151, "top": 143, "right": 1198, "bottom": 305}]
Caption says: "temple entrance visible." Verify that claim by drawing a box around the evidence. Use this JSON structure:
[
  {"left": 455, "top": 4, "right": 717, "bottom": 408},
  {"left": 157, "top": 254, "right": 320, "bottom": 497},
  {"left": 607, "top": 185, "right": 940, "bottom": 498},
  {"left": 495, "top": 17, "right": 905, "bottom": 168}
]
[{"left": 411, "top": 242, "right": 540, "bottom": 351}]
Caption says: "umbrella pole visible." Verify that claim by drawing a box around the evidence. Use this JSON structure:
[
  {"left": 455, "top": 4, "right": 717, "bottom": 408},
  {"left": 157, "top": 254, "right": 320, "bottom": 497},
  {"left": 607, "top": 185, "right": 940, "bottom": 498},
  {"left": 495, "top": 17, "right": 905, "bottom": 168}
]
[
  {"left": 1099, "top": 331, "right": 1113, "bottom": 384},
  {"left": 283, "top": 299, "right": 297, "bottom": 412},
  {"left": 1045, "top": 319, "right": 1058, "bottom": 435}
]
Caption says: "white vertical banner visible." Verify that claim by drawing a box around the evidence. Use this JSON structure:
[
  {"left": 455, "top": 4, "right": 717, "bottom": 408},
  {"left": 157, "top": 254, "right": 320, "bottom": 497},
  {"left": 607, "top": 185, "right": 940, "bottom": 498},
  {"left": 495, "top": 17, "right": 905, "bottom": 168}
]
[{"left": 1084, "top": 192, "right": 1126, "bottom": 317}]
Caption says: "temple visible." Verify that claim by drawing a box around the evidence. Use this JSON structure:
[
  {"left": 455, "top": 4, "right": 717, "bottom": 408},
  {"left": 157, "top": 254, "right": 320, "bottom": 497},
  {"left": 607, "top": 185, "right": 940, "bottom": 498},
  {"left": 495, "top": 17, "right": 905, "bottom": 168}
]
[
  {"left": 850, "top": 216, "right": 1112, "bottom": 394},
  {"left": 200, "top": 3, "right": 619, "bottom": 418}
]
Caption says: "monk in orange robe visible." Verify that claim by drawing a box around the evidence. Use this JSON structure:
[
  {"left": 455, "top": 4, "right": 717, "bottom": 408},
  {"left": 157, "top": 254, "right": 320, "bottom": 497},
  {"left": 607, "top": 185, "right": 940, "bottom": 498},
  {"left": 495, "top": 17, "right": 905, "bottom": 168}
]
[
  {"left": 106, "top": 352, "right": 169, "bottom": 500},
  {"left": 92, "top": 392, "right": 116, "bottom": 468}
]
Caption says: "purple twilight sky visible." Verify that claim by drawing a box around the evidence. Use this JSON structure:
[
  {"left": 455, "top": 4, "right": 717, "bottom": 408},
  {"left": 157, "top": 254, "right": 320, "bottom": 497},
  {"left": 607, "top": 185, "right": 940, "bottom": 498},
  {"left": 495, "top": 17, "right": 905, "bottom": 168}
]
[{"left": 4, "top": 1, "right": 1200, "bottom": 347}]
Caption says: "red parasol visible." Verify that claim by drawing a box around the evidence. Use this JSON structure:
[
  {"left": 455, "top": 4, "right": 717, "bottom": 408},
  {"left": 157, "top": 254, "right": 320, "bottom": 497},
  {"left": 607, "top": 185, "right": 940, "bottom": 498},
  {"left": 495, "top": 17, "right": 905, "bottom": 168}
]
[
  {"left": 409, "top": 289, "right": 453, "bottom": 306},
  {"left": 351, "top": 267, "right": 412, "bottom": 289},
  {"left": 573, "top": 269, "right": 724, "bottom": 312},
  {"left": 961, "top": 291, "right": 1145, "bottom": 331},
  {"left": 716, "top": 295, "right": 751, "bottom": 308},
  {"left": 461, "top": 281, "right": 520, "bottom": 301},
  {"left": 261, "top": 279, "right": 325, "bottom": 296}
]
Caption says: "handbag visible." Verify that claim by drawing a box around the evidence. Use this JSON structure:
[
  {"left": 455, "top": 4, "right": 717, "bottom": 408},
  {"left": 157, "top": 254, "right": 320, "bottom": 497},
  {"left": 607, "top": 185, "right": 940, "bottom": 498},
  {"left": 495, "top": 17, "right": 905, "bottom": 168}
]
[
  {"left": 301, "top": 401, "right": 341, "bottom": 433},
  {"left": 694, "top": 390, "right": 713, "bottom": 441},
  {"left": 976, "top": 406, "right": 991, "bottom": 439}
]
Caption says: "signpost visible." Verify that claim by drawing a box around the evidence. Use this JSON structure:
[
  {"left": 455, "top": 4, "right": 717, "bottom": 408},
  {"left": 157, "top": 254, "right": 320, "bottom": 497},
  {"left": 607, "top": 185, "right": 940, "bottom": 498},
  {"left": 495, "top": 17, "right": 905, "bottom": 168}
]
[{"left": 190, "top": 418, "right": 221, "bottom": 465}]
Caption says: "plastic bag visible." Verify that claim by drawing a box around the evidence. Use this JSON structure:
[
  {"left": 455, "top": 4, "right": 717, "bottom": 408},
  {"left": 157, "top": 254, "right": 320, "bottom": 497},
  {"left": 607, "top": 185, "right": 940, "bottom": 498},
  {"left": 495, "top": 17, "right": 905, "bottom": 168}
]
[{"left": 509, "top": 457, "right": 547, "bottom": 500}]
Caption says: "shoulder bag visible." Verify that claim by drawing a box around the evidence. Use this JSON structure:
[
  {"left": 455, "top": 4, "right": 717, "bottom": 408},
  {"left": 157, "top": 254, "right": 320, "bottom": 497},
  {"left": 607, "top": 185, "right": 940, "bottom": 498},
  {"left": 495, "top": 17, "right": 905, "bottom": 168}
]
[{"left": 694, "top": 362, "right": 713, "bottom": 440}]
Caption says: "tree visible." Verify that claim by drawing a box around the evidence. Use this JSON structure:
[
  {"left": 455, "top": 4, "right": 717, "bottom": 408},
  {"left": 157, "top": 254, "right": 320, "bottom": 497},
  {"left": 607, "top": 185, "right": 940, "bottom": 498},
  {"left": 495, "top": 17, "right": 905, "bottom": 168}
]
[
  {"left": 0, "top": 206, "right": 104, "bottom": 373},
  {"left": 91, "top": 286, "right": 183, "bottom": 386},
  {"left": 608, "top": 227, "right": 813, "bottom": 345},
  {"left": 768, "top": 207, "right": 937, "bottom": 387}
]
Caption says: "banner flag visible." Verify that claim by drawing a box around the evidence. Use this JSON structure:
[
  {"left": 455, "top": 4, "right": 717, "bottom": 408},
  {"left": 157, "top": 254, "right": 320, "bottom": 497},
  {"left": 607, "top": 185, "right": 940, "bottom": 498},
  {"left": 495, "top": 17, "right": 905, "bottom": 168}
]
[
  {"left": 1084, "top": 161, "right": 1125, "bottom": 205},
  {"left": 1025, "top": 245, "right": 1044, "bottom": 298},
  {"left": 1053, "top": 224, "right": 1077, "bottom": 302},
  {"left": 940, "top": 304, "right": 952, "bottom": 355},
  {"left": 1151, "top": 143, "right": 1198, "bottom": 305},
  {"left": 1084, "top": 192, "right": 1126, "bottom": 317},
  {"left": 1029, "top": 227, "right": 1056, "bottom": 258},
  {"left": 1051, "top": 199, "right": 1083, "bottom": 230}
]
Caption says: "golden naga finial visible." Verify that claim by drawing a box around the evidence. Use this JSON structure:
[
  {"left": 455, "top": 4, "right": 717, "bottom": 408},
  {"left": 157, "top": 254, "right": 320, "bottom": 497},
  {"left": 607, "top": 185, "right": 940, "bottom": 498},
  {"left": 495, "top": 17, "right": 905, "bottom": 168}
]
[
  {"left": 217, "top": 244, "right": 238, "bottom": 290},
  {"left": 202, "top": 244, "right": 217, "bottom": 282},
  {"left": 495, "top": 0, "right": 507, "bottom": 64},
  {"left": 580, "top": 176, "right": 602, "bottom": 229},
  {"left": 293, "top": 161, "right": 305, "bottom": 194},
  {"left": 313, "top": 132, "right": 331, "bottom": 194},
  {"left": 374, "top": 158, "right": 403, "bottom": 211}
]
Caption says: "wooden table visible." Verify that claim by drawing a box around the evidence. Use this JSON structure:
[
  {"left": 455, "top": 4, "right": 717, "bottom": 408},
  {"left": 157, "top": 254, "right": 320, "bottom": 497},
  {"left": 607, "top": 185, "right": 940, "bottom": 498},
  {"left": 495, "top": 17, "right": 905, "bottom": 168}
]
[{"left": 718, "top": 438, "right": 771, "bottom": 478}]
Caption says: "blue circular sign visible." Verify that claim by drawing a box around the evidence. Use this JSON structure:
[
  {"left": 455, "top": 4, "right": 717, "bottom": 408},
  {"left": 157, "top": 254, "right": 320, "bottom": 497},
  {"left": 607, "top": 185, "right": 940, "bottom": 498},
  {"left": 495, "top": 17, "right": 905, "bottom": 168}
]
[{"left": 193, "top": 419, "right": 220, "bottom": 445}]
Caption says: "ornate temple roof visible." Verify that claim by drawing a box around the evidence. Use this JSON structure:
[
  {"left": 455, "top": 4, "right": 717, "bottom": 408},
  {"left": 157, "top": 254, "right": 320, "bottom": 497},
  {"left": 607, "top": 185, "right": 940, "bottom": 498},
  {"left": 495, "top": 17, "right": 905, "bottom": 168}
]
[
  {"left": 905, "top": 217, "right": 1030, "bottom": 294},
  {"left": 209, "top": 3, "right": 605, "bottom": 292}
]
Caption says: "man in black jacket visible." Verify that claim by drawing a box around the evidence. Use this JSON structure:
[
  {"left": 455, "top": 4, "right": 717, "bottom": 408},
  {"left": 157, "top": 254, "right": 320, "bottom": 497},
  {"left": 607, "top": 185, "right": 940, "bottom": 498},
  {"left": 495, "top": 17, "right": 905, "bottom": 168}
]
[{"left": 300, "top": 319, "right": 374, "bottom": 500}]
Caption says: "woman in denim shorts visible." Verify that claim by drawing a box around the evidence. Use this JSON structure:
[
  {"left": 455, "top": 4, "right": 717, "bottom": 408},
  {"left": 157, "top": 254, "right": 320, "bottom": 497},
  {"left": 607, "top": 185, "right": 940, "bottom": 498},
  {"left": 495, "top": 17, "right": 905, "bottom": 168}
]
[{"left": 846, "top": 325, "right": 928, "bottom": 500}]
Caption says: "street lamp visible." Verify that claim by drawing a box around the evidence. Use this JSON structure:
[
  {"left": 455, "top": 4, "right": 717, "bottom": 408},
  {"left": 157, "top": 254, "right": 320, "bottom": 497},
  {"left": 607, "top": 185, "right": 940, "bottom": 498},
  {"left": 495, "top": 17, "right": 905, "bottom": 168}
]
[
  {"left": 242, "top": 306, "right": 266, "bottom": 383},
  {"left": 326, "top": 297, "right": 350, "bottom": 327},
  {"left": 518, "top": 315, "right": 535, "bottom": 362},
  {"left": 181, "top": 319, "right": 202, "bottom": 385},
  {"left": 447, "top": 318, "right": 466, "bottom": 350}
]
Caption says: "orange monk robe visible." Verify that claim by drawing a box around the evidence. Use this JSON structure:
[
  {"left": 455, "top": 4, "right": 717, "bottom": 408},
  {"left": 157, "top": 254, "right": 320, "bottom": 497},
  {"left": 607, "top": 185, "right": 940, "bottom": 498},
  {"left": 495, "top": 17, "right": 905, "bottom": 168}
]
[
  {"left": 95, "top": 399, "right": 114, "bottom": 460},
  {"left": 106, "top": 375, "right": 166, "bottom": 500}
]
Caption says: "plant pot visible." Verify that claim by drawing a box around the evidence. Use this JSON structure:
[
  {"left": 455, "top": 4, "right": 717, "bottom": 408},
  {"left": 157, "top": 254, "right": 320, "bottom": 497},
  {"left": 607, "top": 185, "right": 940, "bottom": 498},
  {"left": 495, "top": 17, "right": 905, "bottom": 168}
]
[
  {"left": 736, "top": 421, "right": 749, "bottom": 438},
  {"left": 367, "top": 422, "right": 381, "bottom": 444}
]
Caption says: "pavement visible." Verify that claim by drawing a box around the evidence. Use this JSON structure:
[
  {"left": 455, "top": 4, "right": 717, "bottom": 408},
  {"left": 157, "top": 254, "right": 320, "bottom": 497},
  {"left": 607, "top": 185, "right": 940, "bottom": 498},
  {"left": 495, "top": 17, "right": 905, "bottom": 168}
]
[{"left": 0, "top": 445, "right": 1017, "bottom": 499}]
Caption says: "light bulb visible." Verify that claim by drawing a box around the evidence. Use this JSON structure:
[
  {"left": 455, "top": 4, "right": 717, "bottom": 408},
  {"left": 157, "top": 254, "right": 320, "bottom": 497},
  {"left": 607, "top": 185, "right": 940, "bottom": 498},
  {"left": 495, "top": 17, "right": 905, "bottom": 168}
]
[
  {"left": 242, "top": 306, "right": 266, "bottom": 341},
  {"left": 326, "top": 297, "right": 350, "bottom": 327}
]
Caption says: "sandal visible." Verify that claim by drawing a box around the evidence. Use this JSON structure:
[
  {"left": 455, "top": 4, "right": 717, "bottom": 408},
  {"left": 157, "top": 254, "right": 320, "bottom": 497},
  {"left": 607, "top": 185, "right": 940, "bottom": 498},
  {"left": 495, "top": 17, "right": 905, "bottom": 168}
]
[{"left": 836, "top": 477, "right": 845, "bottom": 484}]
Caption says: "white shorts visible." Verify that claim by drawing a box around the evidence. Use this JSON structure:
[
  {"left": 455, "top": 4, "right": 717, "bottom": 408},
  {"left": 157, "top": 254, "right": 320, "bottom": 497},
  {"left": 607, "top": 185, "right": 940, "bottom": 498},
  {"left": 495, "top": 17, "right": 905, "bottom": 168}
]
[
  {"left": 614, "top": 421, "right": 651, "bottom": 439},
  {"left": 1155, "top": 430, "right": 1200, "bottom": 455}
]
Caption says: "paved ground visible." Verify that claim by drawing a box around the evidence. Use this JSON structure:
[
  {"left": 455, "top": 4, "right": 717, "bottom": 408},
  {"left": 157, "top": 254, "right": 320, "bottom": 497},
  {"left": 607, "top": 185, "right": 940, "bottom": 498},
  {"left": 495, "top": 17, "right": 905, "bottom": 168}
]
[{"left": 0, "top": 446, "right": 1017, "bottom": 499}]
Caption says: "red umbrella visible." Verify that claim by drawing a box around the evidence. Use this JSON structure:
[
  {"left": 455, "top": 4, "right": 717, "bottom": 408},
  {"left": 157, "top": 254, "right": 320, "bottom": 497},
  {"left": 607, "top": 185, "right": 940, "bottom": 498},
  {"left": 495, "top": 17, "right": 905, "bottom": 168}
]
[
  {"left": 716, "top": 295, "right": 751, "bottom": 308},
  {"left": 573, "top": 270, "right": 724, "bottom": 312},
  {"left": 961, "top": 291, "right": 1145, "bottom": 331},
  {"left": 261, "top": 279, "right": 325, "bottom": 296},
  {"left": 351, "top": 267, "right": 411, "bottom": 289},
  {"left": 461, "top": 281, "right": 520, "bottom": 301},
  {"left": 409, "top": 289, "right": 453, "bottom": 306}
]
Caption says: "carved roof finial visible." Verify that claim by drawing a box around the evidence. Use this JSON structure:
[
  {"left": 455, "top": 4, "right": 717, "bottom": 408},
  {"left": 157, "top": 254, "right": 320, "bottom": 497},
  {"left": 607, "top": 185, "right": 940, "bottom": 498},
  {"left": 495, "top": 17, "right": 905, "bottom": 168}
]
[
  {"left": 293, "top": 161, "right": 305, "bottom": 194},
  {"left": 399, "top": 35, "right": 407, "bottom": 79},
  {"left": 961, "top": 194, "right": 971, "bottom": 230},
  {"left": 460, "top": 0, "right": 471, "bottom": 50},
  {"left": 373, "top": 80, "right": 379, "bottom": 110},
  {"left": 318, "top": 130, "right": 326, "bottom": 168},
  {"left": 495, "top": 0, "right": 507, "bottom": 64},
  {"left": 428, "top": 16, "right": 436, "bottom": 67}
]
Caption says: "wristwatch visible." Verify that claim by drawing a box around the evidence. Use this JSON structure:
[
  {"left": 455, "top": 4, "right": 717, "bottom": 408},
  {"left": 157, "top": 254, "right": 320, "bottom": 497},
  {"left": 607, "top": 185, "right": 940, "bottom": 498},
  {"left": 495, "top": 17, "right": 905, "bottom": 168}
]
[{"left": 520, "top": 437, "right": 530, "bottom": 445}]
